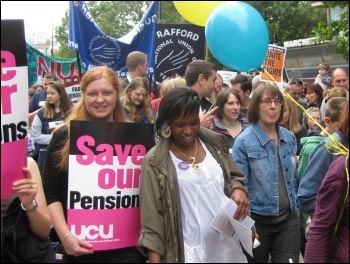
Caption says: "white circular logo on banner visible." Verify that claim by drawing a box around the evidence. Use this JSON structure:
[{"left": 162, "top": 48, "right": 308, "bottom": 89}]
[{"left": 89, "top": 35, "right": 121, "bottom": 67}]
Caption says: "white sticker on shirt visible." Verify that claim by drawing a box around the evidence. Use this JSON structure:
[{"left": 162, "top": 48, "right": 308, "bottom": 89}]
[
  {"left": 48, "top": 120, "right": 63, "bottom": 129},
  {"left": 39, "top": 101, "right": 46, "bottom": 106}
]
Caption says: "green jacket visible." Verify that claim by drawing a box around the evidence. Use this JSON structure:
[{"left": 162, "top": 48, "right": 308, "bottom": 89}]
[
  {"left": 137, "top": 127, "right": 245, "bottom": 262},
  {"left": 298, "top": 135, "right": 325, "bottom": 184},
  {"left": 297, "top": 135, "right": 324, "bottom": 227}
]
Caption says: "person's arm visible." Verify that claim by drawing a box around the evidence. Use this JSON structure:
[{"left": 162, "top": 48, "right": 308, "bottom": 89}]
[
  {"left": 227, "top": 157, "right": 249, "bottom": 220},
  {"left": 231, "top": 136, "right": 250, "bottom": 220},
  {"left": 199, "top": 106, "right": 218, "bottom": 129},
  {"left": 28, "top": 109, "right": 40, "bottom": 123},
  {"left": 31, "top": 111, "right": 52, "bottom": 145},
  {"left": 297, "top": 142, "right": 333, "bottom": 216},
  {"left": 42, "top": 127, "right": 93, "bottom": 256},
  {"left": 314, "top": 75, "right": 326, "bottom": 90},
  {"left": 12, "top": 158, "right": 51, "bottom": 239},
  {"left": 138, "top": 150, "right": 166, "bottom": 260},
  {"left": 304, "top": 157, "right": 345, "bottom": 262},
  {"left": 148, "top": 249, "right": 161, "bottom": 263},
  {"left": 48, "top": 202, "right": 93, "bottom": 256}
]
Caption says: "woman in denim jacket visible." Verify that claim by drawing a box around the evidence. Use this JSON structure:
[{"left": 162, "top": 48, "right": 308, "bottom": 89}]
[{"left": 232, "top": 83, "right": 300, "bottom": 263}]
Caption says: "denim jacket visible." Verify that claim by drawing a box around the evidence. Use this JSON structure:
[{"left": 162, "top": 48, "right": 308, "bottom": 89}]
[
  {"left": 232, "top": 122, "right": 298, "bottom": 216},
  {"left": 297, "top": 131, "right": 349, "bottom": 217}
]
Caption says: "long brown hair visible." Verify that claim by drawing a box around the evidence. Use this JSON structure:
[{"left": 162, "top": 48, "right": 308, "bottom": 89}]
[
  {"left": 123, "top": 77, "right": 154, "bottom": 123},
  {"left": 54, "top": 66, "right": 126, "bottom": 171},
  {"left": 44, "top": 81, "right": 72, "bottom": 119},
  {"left": 283, "top": 96, "right": 302, "bottom": 134}
]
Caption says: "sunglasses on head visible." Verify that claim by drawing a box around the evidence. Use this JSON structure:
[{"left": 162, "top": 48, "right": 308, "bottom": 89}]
[{"left": 289, "top": 79, "right": 303, "bottom": 85}]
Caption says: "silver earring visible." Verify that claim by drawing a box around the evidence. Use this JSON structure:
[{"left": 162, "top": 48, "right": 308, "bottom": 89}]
[{"left": 161, "top": 126, "right": 171, "bottom": 138}]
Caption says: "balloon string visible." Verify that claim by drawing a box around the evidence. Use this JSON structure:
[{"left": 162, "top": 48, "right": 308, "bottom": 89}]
[{"left": 260, "top": 68, "right": 348, "bottom": 157}]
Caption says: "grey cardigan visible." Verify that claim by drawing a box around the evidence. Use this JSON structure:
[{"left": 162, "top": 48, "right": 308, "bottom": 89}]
[{"left": 137, "top": 127, "right": 245, "bottom": 262}]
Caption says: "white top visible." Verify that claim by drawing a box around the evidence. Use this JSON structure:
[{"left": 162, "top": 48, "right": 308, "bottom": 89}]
[{"left": 170, "top": 139, "right": 247, "bottom": 263}]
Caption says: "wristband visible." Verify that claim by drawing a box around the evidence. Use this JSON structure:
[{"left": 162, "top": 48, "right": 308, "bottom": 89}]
[
  {"left": 230, "top": 185, "right": 249, "bottom": 198},
  {"left": 21, "top": 199, "right": 38, "bottom": 212},
  {"left": 62, "top": 232, "right": 71, "bottom": 244}
]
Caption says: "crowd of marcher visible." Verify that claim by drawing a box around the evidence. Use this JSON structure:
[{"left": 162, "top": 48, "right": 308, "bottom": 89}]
[{"left": 2, "top": 56, "right": 349, "bottom": 263}]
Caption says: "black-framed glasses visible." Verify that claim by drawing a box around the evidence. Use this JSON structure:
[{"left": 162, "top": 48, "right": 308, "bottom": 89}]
[
  {"left": 260, "top": 98, "right": 284, "bottom": 106},
  {"left": 289, "top": 78, "right": 303, "bottom": 85}
]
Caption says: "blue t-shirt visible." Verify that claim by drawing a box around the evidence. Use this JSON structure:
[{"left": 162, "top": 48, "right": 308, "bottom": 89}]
[{"left": 29, "top": 90, "right": 47, "bottom": 112}]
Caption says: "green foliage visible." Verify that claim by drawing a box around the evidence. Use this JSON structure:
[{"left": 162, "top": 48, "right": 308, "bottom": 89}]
[
  {"left": 55, "top": 10, "right": 75, "bottom": 58},
  {"left": 158, "top": 1, "right": 187, "bottom": 23},
  {"left": 89, "top": 1, "right": 151, "bottom": 37},
  {"left": 54, "top": 1, "right": 346, "bottom": 68},
  {"left": 245, "top": 1, "right": 327, "bottom": 45},
  {"left": 313, "top": 1, "right": 349, "bottom": 59},
  {"left": 54, "top": 1, "right": 151, "bottom": 58}
]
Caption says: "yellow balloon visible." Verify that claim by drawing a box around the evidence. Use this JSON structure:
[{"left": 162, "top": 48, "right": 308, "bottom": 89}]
[{"left": 173, "top": 1, "right": 225, "bottom": 27}]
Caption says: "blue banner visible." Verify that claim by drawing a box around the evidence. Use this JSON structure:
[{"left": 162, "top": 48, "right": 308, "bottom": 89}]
[{"left": 69, "top": 1, "right": 158, "bottom": 78}]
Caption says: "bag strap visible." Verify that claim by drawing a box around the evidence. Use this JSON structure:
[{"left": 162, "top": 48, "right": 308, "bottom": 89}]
[{"left": 326, "top": 157, "right": 349, "bottom": 263}]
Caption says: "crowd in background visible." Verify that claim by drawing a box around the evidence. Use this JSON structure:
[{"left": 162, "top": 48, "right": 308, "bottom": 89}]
[{"left": 2, "top": 56, "right": 349, "bottom": 263}]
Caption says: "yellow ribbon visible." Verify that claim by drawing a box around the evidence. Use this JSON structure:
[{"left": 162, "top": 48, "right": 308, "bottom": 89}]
[{"left": 260, "top": 68, "right": 348, "bottom": 157}]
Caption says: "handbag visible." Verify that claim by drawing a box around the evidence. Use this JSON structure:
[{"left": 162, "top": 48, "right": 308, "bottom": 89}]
[{"left": 1, "top": 197, "right": 56, "bottom": 263}]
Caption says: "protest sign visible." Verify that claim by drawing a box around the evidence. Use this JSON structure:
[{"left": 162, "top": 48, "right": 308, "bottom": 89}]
[
  {"left": 1, "top": 20, "right": 28, "bottom": 199},
  {"left": 67, "top": 120, "right": 155, "bottom": 250},
  {"left": 261, "top": 44, "right": 287, "bottom": 83}
]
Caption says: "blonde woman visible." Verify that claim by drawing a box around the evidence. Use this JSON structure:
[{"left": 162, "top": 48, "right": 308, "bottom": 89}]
[
  {"left": 42, "top": 66, "right": 146, "bottom": 262},
  {"left": 121, "top": 77, "right": 154, "bottom": 123},
  {"left": 320, "top": 86, "right": 349, "bottom": 120},
  {"left": 279, "top": 96, "right": 307, "bottom": 156},
  {"left": 302, "top": 107, "right": 322, "bottom": 132},
  {"left": 151, "top": 75, "right": 186, "bottom": 117}
]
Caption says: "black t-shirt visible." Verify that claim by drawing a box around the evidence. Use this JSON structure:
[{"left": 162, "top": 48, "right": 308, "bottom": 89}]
[{"left": 200, "top": 97, "right": 213, "bottom": 112}]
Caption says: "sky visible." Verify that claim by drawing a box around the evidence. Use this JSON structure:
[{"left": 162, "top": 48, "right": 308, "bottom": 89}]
[{"left": 1, "top": 1, "right": 69, "bottom": 40}]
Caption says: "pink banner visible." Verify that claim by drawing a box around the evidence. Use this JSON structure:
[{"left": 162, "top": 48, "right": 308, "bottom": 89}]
[
  {"left": 1, "top": 139, "right": 27, "bottom": 199},
  {"left": 67, "top": 208, "right": 140, "bottom": 250},
  {"left": 1, "top": 20, "right": 28, "bottom": 199}
]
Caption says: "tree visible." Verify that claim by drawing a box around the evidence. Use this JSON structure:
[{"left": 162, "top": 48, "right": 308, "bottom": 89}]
[
  {"left": 157, "top": 1, "right": 327, "bottom": 71},
  {"left": 55, "top": 10, "right": 74, "bottom": 58},
  {"left": 88, "top": 1, "right": 151, "bottom": 37},
  {"left": 55, "top": 1, "right": 151, "bottom": 58},
  {"left": 55, "top": 1, "right": 330, "bottom": 69},
  {"left": 313, "top": 1, "right": 349, "bottom": 59},
  {"left": 158, "top": 1, "right": 186, "bottom": 23},
  {"left": 246, "top": 1, "right": 327, "bottom": 46}
]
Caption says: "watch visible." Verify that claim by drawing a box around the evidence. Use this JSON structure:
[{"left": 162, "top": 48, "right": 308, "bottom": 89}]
[{"left": 21, "top": 199, "right": 38, "bottom": 212}]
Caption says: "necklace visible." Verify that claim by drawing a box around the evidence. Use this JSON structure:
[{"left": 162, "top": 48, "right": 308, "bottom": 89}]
[{"left": 171, "top": 138, "right": 198, "bottom": 168}]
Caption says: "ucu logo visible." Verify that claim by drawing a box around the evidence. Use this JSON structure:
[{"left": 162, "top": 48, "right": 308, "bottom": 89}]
[{"left": 71, "top": 224, "right": 113, "bottom": 240}]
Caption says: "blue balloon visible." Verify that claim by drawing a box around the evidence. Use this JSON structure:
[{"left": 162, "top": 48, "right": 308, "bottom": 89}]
[{"left": 205, "top": 1, "right": 269, "bottom": 72}]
